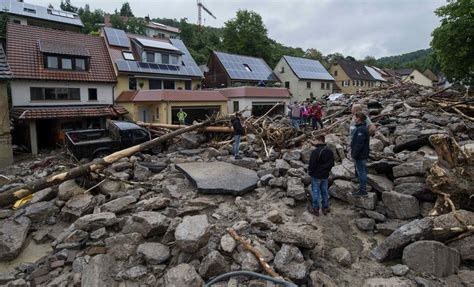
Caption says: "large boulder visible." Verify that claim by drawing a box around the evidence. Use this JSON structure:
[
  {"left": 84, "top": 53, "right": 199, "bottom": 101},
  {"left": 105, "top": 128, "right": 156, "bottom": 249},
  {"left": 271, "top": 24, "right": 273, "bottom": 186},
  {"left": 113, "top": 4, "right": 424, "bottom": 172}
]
[
  {"left": 272, "top": 223, "right": 319, "bottom": 248},
  {"left": 58, "top": 179, "right": 86, "bottom": 201},
  {"left": 81, "top": 254, "right": 117, "bottom": 287},
  {"left": 176, "top": 162, "right": 259, "bottom": 195},
  {"left": 392, "top": 161, "right": 428, "bottom": 178},
  {"left": 0, "top": 217, "right": 30, "bottom": 261},
  {"left": 371, "top": 218, "right": 433, "bottom": 262},
  {"left": 122, "top": 211, "right": 171, "bottom": 237},
  {"left": 310, "top": 271, "right": 337, "bottom": 287},
  {"left": 101, "top": 196, "right": 137, "bottom": 214},
  {"left": 364, "top": 277, "right": 415, "bottom": 287},
  {"left": 382, "top": 192, "right": 420, "bottom": 219},
  {"left": 402, "top": 241, "right": 460, "bottom": 277},
  {"left": 448, "top": 234, "right": 474, "bottom": 261},
  {"left": 274, "top": 244, "right": 309, "bottom": 282},
  {"left": 286, "top": 177, "right": 306, "bottom": 201},
  {"left": 137, "top": 242, "right": 170, "bottom": 264},
  {"left": 175, "top": 215, "right": 211, "bottom": 252},
  {"left": 330, "top": 165, "right": 353, "bottom": 180},
  {"left": 370, "top": 138, "right": 384, "bottom": 153},
  {"left": 105, "top": 233, "right": 144, "bottom": 260},
  {"left": 329, "top": 179, "right": 377, "bottom": 210},
  {"left": 367, "top": 174, "right": 393, "bottom": 193},
  {"left": 164, "top": 264, "right": 204, "bottom": 287},
  {"left": 432, "top": 210, "right": 474, "bottom": 241},
  {"left": 329, "top": 247, "right": 352, "bottom": 267},
  {"left": 61, "top": 194, "right": 95, "bottom": 219},
  {"left": 24, "top": 201, "right": 59, "bottom": 222},
  {"left": 198, "top": 250, "right": 229, "bottom": 279},
  {"left": 74, "top": 212, "right": 118, "bottom": 231}
]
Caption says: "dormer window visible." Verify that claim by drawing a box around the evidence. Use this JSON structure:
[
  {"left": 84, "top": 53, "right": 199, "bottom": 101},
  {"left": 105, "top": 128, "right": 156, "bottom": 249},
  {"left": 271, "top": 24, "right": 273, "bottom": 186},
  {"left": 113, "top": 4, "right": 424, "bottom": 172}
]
[
  {"left": 39, "top": 40, "right": 90, "bottom": 71},
  {"left": 146, "top": 52, "right": 155, "bottom": 63},
  {"left": 161, "top": 54, "right": 170, "bottom": 64},
  {"left": 47, "top": 56, "right": 58, "bottom": 69},
  {"left": 44, "top": 55, "right": 89, "bottom": 71}
]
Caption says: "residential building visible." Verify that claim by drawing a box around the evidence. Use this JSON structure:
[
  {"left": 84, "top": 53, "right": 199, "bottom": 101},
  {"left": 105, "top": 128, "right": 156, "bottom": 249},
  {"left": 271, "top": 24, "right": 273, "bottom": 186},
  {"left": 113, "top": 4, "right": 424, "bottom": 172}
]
[
  {"left": 0, "top": 0, "right": 83, "bottom": 32},
  {"left": 273, "top": 55, "right": 334, "bottom": 102},
  {"left": 104, "top": 15, "right": 180, "bottom": 39},
  {"left": 365, "top": 65, "right": 387, "bottom": 86},
  {"left": 329, "top": 59, "right": 381, "bottom": 94},
  {"left": 423, "top": 69, "right": 439, "bottom": 86},
  {"left": 219, "top": 87, "right": 290, "bottom": 118},
  {"left": 102, "top": 27, "right": 226, "bottom": 123},
  {"left": 204, "top": 51, "right": 279, "bottom": 88},
  {"left": 396, "top": 69, "right": 433, "bottom": 87},
  {"left": 0, "top": 45, "right": 13, "bottom": 167},
  {"left": 116, "top": 90, "right": 228, "bottom": 125},
  {"left": 7, "top": 23, "right": 122, "bottom": 155}
]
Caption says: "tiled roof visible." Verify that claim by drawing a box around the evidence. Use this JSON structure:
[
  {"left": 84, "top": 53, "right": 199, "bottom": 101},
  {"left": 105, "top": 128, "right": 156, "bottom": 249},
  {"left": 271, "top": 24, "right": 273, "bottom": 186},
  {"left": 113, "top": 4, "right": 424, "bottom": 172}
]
[
  {"left": 0, "top": 0, "right": 83, "bottom": 28},
  {"left": 0, "top": 46, "right": 12, "bottom": 80},
  {"left": 38, "top": 40, "right": 90, "bottom": 57},
  {"left": 10, "top": 105, "right": 128, "bottom": 120},
  {"left": 146, "top": 21, "right": 180, "bottom": 34},
  {"left": 116, "top": 90, "right": 227, "bottom": 102},
  {"left": 336, "top": 59, "right": 375, "bottom": 81},
  {"left": 423, "top": 69, "right": 439, "bottom": 82},
  {"left": 394, "top": 68, "right": 414, "bottom": 76},
  {"left": 218, "top": 87, "right": 291, "bottom": 98},
  {"left": 7, "top": 23, "right": 117, "bottom": 83}
]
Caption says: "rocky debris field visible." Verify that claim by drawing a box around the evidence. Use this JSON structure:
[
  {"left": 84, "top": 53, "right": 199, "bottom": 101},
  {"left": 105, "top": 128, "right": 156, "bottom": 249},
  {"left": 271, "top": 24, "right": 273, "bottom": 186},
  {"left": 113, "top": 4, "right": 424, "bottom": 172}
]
[{"left": 0, "top": 83, "right": 473, "bottom": 286}]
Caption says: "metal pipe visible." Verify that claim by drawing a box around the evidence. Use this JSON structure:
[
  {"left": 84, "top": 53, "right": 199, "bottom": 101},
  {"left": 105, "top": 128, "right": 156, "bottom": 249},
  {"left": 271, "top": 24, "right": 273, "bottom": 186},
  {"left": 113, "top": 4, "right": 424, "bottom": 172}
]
[{"left": 204, "top": 271, "right": 297, "bottom": 287}]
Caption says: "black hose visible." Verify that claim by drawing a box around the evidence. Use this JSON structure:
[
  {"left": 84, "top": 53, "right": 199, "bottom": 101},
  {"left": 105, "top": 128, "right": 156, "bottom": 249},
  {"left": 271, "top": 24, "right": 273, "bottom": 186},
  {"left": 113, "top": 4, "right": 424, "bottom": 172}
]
[{"left": 204, "top": 271, "right": 298, "bottom": 287}]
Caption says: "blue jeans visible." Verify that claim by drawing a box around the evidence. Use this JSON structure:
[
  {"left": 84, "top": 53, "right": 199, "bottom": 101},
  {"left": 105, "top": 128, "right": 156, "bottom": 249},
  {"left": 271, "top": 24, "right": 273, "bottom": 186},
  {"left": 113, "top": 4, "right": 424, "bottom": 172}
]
[
  {"left": 355, "top": 159, "right": 368, "bottom": 194},
  {"left": 233, "top": 135, "right": 241, "bottom": 157},
  {"left": 311, "top": 177, "right": 329, "bottom": 209},
  {"left": 291, "top": 118, "right": 300, "bottom": 129}
]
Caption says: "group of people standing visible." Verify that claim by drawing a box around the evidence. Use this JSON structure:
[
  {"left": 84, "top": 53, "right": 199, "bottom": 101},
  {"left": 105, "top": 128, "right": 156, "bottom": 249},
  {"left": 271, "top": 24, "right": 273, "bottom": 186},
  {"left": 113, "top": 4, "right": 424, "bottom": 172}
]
[
  {"left": 230, "top": 101, "right": 372, "bottom": 217},
  {"left": 289, "top": 100, "right": 324, "bottom": 130}
]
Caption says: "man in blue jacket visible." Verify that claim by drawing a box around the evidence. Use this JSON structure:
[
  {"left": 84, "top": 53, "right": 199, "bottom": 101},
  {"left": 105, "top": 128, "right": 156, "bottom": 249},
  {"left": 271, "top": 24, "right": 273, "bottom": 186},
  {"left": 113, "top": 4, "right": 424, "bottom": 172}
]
[
  {"left": 351, "top": 111, "right": 370, "bottom": 197},
  {"left": 308, "top": 135, "right": 335, "bottom": 216}
]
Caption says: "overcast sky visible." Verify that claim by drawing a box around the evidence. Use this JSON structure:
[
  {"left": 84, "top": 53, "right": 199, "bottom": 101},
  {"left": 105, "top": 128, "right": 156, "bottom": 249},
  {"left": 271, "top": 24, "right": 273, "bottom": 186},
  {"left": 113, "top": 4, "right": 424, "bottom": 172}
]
[{"left": 35, "top": 0, "right": 445, "bottom": 59}]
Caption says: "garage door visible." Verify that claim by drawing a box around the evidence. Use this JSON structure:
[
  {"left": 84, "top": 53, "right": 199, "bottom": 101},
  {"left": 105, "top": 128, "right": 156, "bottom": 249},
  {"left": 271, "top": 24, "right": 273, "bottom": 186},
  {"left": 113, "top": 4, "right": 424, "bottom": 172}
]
[
  {"left": 171, "top": 106, "right": 221, "bottom": 125},
  {"left": 252, "top": 102, "right": 285, "bottom": 117}
]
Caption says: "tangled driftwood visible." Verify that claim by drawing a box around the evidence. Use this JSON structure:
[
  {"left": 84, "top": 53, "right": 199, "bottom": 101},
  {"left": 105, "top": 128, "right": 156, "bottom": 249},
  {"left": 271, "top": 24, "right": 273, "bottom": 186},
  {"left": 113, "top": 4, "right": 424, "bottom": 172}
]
[{"left": 426, "top": 134, "right": 474, "bottom": 216}]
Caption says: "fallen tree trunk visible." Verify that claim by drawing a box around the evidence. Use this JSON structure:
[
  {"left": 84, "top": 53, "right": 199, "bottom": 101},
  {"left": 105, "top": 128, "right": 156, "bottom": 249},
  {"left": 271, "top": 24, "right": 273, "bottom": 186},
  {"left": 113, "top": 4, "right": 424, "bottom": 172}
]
[
  {"left": 0, "top": 118, "right": 215, "bottom": 207},
  {"left": 393, "top": 136, "right": 431, "bottom": 153},
  {"left": 426, "top": 134, "right": 474, "bottom": 216},
  {"left": 138, "top": 122, "right": 234, "bottom": 133}
]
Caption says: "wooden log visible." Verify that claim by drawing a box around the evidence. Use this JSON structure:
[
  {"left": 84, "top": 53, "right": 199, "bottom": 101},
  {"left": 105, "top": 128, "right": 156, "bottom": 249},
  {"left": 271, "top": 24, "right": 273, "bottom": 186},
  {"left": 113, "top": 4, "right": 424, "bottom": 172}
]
[
  {"left": 0, "top": 119, "right": 215, "bottom": 207},
  {"left": 227, "top": 228, "right": 282, "bottom": 279},
  {"left": 138, "top": 122, "right": 234, "bottom": 133}
]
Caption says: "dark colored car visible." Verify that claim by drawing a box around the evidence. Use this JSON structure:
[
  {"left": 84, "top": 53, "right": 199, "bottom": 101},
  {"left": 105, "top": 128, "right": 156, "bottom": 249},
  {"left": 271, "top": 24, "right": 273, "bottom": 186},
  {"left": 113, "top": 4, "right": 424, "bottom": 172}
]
[{"left": 66, "top": 121, "right": 151, "bottom": 160}]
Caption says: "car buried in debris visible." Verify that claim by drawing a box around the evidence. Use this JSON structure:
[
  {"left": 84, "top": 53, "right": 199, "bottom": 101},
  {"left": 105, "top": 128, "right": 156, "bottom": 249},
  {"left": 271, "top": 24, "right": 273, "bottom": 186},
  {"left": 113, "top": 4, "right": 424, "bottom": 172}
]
[{"left": 65, "top": 120, "right": 151, "bottom": 160}]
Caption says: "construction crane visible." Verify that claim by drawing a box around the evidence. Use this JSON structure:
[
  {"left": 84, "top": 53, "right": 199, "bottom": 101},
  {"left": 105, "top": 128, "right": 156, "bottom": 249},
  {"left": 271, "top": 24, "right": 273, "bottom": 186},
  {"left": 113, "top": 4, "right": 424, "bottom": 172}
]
[{"left": 197, "top": 0, "right": 216, "bottom": 28}]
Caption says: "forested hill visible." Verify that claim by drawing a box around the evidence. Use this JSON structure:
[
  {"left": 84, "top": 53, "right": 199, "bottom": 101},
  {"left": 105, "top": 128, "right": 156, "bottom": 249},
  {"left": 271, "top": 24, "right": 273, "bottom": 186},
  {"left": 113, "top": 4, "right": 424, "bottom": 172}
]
[{"left": 375, "top": 48, "right": 440, "bottom": 73}]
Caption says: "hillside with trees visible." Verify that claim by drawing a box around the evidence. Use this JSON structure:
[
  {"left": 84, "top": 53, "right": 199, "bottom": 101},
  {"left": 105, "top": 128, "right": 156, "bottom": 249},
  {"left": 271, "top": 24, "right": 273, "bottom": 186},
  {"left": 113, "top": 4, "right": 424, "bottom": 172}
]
[{"left": 373, "top": 49, "right": 440, "bottom": 73}]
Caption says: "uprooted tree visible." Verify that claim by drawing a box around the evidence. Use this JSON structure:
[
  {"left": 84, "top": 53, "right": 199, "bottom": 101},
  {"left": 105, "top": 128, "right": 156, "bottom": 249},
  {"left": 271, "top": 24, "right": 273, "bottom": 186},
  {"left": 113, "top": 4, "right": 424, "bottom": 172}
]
[{"left": 426, "top": 134, "right": 474, "bottom": 216}]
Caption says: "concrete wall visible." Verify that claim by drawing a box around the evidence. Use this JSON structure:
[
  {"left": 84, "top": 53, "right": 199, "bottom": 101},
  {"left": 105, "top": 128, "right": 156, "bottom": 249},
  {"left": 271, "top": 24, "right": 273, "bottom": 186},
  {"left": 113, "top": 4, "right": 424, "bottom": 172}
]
[
  {"left": 274, "top": 58, "right": 332, "bottom": 102},
  {"left": 0, "top": 82, "right": 13, "bottom": 167},
  {"left": 11, "top": 81, "right": 114, "bottom": 106},
  {"left": 144, "top": 27, "right": 178, "bottom": 39},
  {"left": 402, "top": 70, "right": 432, "bottom": 87},
  {"left": 227, "top": 97, "right": 289, "bottom": 118}
]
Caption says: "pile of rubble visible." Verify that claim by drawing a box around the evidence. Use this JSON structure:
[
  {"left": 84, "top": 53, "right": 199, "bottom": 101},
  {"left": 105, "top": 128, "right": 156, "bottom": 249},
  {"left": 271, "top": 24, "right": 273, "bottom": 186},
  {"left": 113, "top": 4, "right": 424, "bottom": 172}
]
[{"left": 0, "top": 83, "right": 473, "bottom": 286}]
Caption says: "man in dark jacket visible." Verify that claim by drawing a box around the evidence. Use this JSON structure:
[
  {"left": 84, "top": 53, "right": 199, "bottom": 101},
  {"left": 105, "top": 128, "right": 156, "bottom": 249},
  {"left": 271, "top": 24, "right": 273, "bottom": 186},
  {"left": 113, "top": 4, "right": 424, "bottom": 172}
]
[
  {"left": 308, "top": 135, "right": 335, "bottom": 216},
  {"left": 231, "top": 113, "right": 244, "bottom": 159},
  {"left": 351, "top": 111, "right": 370, "bottom": 197}
]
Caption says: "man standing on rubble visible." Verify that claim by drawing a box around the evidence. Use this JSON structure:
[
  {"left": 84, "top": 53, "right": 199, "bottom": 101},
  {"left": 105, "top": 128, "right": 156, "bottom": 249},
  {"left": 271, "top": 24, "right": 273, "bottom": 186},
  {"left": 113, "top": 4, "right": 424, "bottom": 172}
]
[
  {"left": 351, "top": 112, "right": 370, "bottom": 197},
  {"left": 308, "top": 135, "right": 335, "bottom": 216},
  {"left": 231, "top": 113, "right": 244, "bottom": 160},
  {"left": 350, "top": 103, "right": 376, "bottom": 137},
  {"left": 290, "top": 101, "right": 301, "bottom": 130}
]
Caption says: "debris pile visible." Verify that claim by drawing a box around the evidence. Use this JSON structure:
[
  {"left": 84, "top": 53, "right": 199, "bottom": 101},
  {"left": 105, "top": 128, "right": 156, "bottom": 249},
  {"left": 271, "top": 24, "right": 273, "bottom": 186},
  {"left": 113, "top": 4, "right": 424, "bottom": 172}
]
[{"left": 0, "top": 83, "right": 473, "bottom": 286}]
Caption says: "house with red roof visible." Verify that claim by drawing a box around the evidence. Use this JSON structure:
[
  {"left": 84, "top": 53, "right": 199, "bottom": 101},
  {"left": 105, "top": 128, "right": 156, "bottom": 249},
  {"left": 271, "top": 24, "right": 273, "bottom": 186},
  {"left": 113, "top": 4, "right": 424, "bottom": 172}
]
[{"left": 6, "top": 23, "right": 123, "bottom": 155}]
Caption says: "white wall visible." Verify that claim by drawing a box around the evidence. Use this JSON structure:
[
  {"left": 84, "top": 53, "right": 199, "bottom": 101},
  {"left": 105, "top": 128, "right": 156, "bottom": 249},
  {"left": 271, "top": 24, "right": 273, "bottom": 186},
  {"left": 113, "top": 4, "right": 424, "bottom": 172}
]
[
  {"left": 274, "top": 58, "right": 333, "bottom": 102},
  {"left": 227, "top": 97, "right": 289, "bottom": 117},
  {"left": 11, "top": 81, "right": 115, "bottom": 106},
  {"left": 402, "top": 70, "right": 433, "bottom": 87}
]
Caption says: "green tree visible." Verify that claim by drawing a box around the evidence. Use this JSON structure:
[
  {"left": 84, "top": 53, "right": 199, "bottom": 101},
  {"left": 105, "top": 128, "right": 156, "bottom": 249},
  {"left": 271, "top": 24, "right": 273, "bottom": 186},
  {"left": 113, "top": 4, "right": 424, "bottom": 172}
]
[
  {"left": 305, "top": 48, "right": 328, "bottom": 66},
  {"left": 60, "top": 0, "right": 78, "bottom": 13},
  {"left": 431, "top": 0, "right": 474, "bottom": 84},
  {"left": 77, "top": 4, "right": 104, "bottom": 34},
  {"left": 362, "top": 56, "right": 377, "bottom": 66},
  {"left": 222, "top": 10, "right": 272, "bottom": 64},
  {"left": 110, "top": 13, "right": 127, "bottom": 30},
  {"left": 119, "top": 2, "right": 134, "bottom": 17},
  {"left": 126, "top": 17, "right": 146, "bottom": 35}
]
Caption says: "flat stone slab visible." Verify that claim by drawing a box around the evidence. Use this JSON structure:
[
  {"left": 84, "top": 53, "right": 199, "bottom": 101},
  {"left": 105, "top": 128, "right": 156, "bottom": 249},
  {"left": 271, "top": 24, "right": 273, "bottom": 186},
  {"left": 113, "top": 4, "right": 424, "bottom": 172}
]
[{"left": 176, "top": 162, "right": 259, "bottom": 195}]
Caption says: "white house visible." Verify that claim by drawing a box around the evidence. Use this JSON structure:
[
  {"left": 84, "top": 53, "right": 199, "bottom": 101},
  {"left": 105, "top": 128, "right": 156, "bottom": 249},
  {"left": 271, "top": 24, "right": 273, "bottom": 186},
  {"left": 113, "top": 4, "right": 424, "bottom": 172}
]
[
  {"left": 274, "top": 56, "right": 334, "bottom": 102},
  {"left": 219, "top": 86, "right": 290, "bottom": 118},
  {"left": 7, "top": 23, "right": 123, "bottom": 155}
]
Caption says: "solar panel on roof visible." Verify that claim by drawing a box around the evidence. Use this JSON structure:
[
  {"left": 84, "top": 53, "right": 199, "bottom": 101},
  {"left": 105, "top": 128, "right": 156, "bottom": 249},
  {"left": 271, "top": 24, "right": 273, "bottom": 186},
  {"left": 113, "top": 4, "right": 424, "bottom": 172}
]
[
  {"left": 135, "top": 38, "right": 181, "bottom": 52},
  {"left": 104, "top": 27, "right": 130, "bottom": 48},
  {"left": 284, "top": 56, "right": 334, "bottom": 81},
  {"left": 115, "top": 60, "right": 202, "bottom": 77},
  {"left": 214, "top": 52, "right": 277, "bottom": 81}
]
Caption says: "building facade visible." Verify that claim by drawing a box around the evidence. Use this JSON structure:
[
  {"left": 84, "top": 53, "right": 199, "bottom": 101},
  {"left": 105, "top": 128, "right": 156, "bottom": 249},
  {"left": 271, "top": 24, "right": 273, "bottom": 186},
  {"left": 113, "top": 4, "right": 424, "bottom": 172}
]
[
  {"left": 204, "top": 51, "right": 279, "bottom": 88},
  {"left": 274, "top": 56, "right": 334, "bottom": 102},
  {"left": 0, "top": 46, "right": 13, "bottom": 167},
  {"left": 7, "top": 23, "right": 122, "bottom": 155},
  {"left": 0, "top": 0, "right": 83, "bottom": 32},
  {"left": 329, "top": 59, "right": 381, "bottom": 94}
]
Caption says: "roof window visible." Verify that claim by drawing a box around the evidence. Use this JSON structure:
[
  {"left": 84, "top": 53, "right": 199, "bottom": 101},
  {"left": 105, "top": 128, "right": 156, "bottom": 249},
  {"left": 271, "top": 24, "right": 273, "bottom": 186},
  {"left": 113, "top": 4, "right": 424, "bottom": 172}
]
[
  {"left": 243, "top": 64, "right": 252, "bottom": 72},
  {"left": 122, "top": 51, "right": 134, "bottom": 61},
  {"left": 23, "top": 7, "right": 36, "bottom": 13}
]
